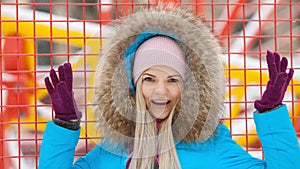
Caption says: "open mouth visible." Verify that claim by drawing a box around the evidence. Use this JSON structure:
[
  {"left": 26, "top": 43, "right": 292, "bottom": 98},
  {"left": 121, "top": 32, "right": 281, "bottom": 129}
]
[
  {"left": 149, "top": 100, "right": 172, "bottom": 119},
  {"left": 151, "top": 100, "right": 171, "bottom": 106}
]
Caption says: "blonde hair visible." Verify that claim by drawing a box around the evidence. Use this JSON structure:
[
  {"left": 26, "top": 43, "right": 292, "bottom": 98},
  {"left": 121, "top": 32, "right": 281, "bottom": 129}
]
[{"left": 129, "top": 73, "right": 181, "bottom": 169}]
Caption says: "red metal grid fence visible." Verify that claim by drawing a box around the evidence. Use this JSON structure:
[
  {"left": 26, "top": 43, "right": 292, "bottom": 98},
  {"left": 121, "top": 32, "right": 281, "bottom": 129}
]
[{"left": 1, "top": 0, "right": 300, "bottom": 168}]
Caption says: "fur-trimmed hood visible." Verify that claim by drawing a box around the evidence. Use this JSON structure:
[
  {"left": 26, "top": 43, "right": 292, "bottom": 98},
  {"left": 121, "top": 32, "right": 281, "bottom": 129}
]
[{"left": 94, "top": 5, "right": 225, "bottom": 148}]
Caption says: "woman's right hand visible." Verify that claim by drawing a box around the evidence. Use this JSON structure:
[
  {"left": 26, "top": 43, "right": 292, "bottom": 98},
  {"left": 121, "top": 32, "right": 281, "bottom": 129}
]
[
  {"left": 254, "top": 51, "right": 294, "bottom": 113},
  {"left": 44, "top": 63, "right": 82, "bottom": 121}
]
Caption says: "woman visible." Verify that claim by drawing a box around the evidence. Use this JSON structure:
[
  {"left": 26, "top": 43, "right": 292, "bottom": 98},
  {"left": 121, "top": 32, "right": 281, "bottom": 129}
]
[{"left": 39, "top": 5, "right": 300, "bottom": 169}]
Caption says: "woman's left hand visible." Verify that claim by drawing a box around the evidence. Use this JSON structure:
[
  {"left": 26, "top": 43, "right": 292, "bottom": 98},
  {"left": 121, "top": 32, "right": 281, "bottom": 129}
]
[
  {"left": 254, "top": 50, "right": 294, "bottom": 113},
  {"left": 44, "top": 63, "right": 82, "bottom": 121}
]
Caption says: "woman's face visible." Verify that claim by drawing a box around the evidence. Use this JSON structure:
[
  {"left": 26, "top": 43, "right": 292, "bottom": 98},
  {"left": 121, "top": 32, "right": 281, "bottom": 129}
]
[{"left": 141, "top": 66, "right": 183, "bottom": 120}]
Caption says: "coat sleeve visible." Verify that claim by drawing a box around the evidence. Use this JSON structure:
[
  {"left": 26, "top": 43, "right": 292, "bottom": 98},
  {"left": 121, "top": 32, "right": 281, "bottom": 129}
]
[
  {"left": 253, "top": 104, "right": 300, "bottom": 169},
  {"left": 38, "top": 121, "right": 83, "bottom": 169},
  {"left": 216, "top": 104, "right": 300, "bottom": 169},
  {"left": 39, "top": 122, "right": 127, "bottom": 169}
]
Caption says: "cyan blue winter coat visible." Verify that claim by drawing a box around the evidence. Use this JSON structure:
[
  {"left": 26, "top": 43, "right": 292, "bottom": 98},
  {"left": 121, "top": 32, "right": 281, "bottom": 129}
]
[{"left": 39, "top": 105, "right": 300, "bottom": 169}]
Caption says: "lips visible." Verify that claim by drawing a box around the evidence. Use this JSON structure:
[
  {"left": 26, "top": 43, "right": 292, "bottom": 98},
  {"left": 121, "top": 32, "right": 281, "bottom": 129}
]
[
  {"left": 151, "top": 100, "right": 171, "bottom": 105},
  {"left": 149, "top": 100, "right": 172, "bottom": 119}
]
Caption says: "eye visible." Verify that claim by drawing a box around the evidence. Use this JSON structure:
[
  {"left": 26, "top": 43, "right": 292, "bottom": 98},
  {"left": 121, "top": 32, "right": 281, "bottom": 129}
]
[
  {"left": 168, "top": 78, "right": 180, "bottom": 83},
  {"left": 143, "top": 76, "right": 154, "bottom": 82}
]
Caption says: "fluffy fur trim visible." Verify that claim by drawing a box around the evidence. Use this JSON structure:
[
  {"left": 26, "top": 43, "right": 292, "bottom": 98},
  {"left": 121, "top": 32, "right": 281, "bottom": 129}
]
[{"left": 94, "top": 4, "right": 226, "bottom": 148}]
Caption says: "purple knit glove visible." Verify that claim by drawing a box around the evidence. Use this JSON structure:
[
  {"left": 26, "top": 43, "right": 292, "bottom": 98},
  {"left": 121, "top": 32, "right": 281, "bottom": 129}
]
[
  {"left": 254, "top": 51, "right": 294, "bottom": 113},
  {"left": 44, "top": 63, "right": 82, "bottom": 121}
]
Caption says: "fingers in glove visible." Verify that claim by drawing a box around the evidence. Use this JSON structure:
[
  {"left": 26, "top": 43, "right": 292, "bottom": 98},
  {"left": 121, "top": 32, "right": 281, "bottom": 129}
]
[
  {"left": 274, "top": 52, "right": 280, "bottom": 72},
  {"left": 266, "top": 51, "right": 277, "bottom": 83},
  {"left": 283, "top": 68, "right": 294, "bottom": 90},
  {"left": 50, "top": 69, "right": 59, "bottom": 87},
  {"left": 272, "top": 72, "right": 288, "bottom": 94},
  {"left": 287, "top": 68, "right": 294, "bottom": 84},
  {"left": 44, "top": 77, "right": 55, "bottom": 94},
  {"left": 58, "top": 65, "right": 66, "bottom": 82},
  {"left": 63, "top": 63, "right": 73, "bottom": 92},
  {"left": 276, "top": 55, "right": 288, "bottom": 73},
  {"left": 57, "top": 81, "right": 74, "bottom": 109}
]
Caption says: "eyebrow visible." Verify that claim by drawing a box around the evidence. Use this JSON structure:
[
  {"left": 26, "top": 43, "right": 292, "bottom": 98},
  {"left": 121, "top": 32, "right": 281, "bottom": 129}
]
[
  {"left": 142, "top": 73, "right": 181, "bottom": 78},
  {"left": 142, "top": 73, "right": 155, "bottom": 77}
]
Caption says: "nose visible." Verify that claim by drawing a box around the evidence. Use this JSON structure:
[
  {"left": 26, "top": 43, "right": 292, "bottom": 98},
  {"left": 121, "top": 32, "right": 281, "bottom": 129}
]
[{"left": 153, "top": 81, "right": 167, "bottom": 95}]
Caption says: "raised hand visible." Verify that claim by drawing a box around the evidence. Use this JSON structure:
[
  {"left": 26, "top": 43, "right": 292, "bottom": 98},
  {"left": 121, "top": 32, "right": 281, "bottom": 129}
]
[
  {"left": 254, "top": 51, "right": 294, "bottom": 113},
  {"left": 44, "top": 63, "right": 82, "bottom": 121}
]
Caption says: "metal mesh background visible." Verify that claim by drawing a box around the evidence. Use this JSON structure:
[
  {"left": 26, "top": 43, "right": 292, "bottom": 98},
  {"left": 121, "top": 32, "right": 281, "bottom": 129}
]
[{"left": 1, "top": 0, "right": 300, "bottom": 168}]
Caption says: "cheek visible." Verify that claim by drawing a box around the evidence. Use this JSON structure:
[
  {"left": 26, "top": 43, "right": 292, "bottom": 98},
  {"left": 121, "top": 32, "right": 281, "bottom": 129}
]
[
  {"left": 142, "top": 86, "right": 149, "bottom": 99},
  {"left": 169, "top": 86, "right": 181, "bottom": 100},
  {"left": 142, "top": 86, "right": 151, "bottom": 106}
]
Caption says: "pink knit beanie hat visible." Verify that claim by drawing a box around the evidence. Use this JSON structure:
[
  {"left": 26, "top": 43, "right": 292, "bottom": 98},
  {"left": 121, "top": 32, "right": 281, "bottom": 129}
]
[{"left": 132, "top": 36, "right": 186, "bottom": 85}]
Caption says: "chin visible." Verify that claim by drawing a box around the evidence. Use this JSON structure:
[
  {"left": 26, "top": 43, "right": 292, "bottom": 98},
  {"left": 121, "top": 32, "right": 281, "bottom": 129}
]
[{"left": 150, "top": 111, "right": 170, "bottom": 120}]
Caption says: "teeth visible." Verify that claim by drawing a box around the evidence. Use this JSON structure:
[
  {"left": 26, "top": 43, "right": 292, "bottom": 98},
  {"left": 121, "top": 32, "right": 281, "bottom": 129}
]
[
  {"left": 155, "top": 100, "right": 167, "bottom": 103},
  {"left": 151, "top": 100, "right": 170, "bottom": 105}
]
